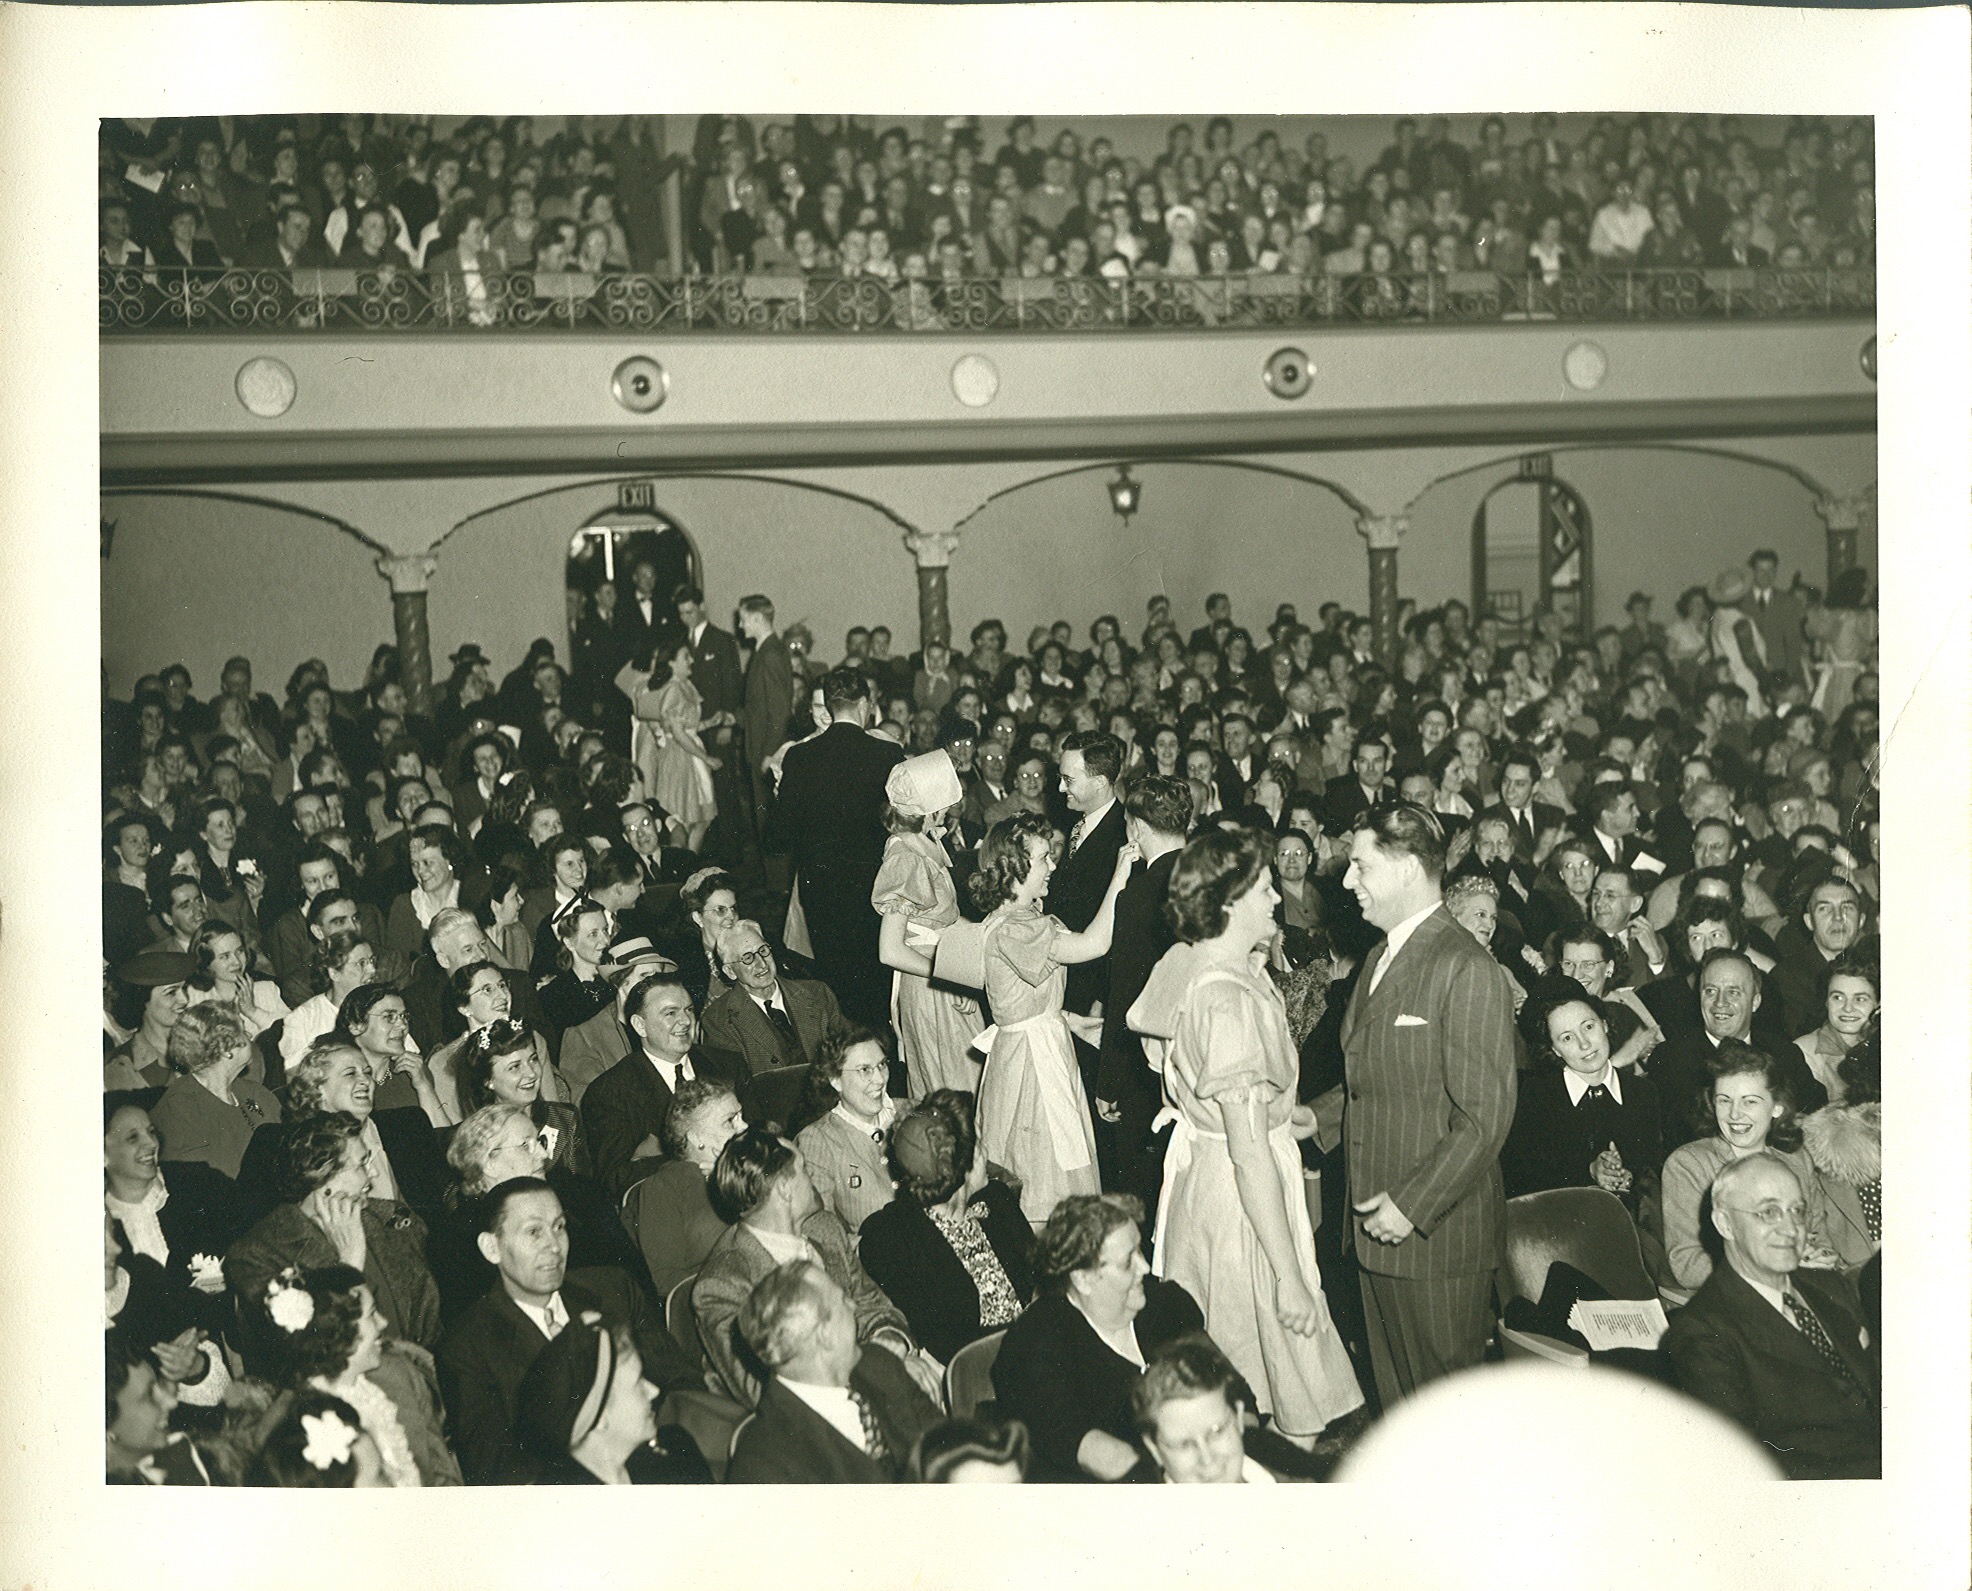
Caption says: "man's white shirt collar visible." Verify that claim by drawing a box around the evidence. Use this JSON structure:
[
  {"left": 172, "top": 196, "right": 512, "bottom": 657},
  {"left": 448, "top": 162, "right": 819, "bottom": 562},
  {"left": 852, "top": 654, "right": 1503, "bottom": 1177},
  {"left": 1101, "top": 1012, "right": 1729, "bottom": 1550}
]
[
  {"left": 778, "top": 1377, "right": 868, "bottom": 1452},
  {"left": 513, "top": 1289, "right": 567, "bottom": 1340},
  {"left": 642, "top": 1050, "right": 695, "bottom": 1091}
]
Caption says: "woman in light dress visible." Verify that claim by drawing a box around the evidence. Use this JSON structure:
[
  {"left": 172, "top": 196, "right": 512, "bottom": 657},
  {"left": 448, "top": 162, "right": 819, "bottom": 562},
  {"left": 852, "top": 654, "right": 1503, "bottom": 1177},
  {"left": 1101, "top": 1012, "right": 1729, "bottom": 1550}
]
[
  {"left": 967, "top": 811, "right": 1135, "bottom": 1227},
  {"left": 1804, "top": 567, "right": 1877, "bottom": 721},
  {"left": 873, "top": 750, "right": 985, "bottom": 1099},
  {"left": 1128, "top": 828, "right": 1363, "bottom": 1447},
  {"left": 618, "top": 642, "right": 723, "bottom": 853}
]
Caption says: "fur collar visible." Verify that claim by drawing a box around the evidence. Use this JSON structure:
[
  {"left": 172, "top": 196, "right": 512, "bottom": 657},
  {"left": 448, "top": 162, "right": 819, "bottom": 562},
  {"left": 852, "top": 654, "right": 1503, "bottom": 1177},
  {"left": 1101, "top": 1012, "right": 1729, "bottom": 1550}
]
[{"left": 1802, "top": 1102, "right": 1881, "bottom": 1184}]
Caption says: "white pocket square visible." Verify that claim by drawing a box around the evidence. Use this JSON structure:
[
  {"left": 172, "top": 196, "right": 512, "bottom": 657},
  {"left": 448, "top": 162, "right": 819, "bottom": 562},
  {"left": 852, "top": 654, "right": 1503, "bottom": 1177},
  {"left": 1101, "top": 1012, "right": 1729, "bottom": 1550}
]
[{"left": 1394, "top": 1014, "right": 1429, "bottom": 1028}]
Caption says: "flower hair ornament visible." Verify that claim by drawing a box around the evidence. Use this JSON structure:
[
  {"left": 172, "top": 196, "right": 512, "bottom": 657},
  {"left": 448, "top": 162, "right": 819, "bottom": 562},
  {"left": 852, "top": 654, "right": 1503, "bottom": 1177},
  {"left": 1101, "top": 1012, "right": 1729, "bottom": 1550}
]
[
  {"left": 266, "top": 1269, "right": 317, "bottom": 1334},
  {"left": 300, "top": 1409, "right": 359, "bottom": 1471}
]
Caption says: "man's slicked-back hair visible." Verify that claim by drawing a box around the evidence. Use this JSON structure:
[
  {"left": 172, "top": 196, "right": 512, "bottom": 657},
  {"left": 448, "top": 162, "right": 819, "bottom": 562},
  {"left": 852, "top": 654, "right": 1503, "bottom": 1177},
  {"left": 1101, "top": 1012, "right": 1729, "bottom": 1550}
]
[
  {"left": 708, "top": 1127, "right": 798, "bottom": 1225},
  {"left": 1124, "top": 773, "right": 1193, "bottom": 839},
  {"left": 821, "top": 667, "right": 871, "bottom": 714},
  {"left": 1059, "top": 730, "right": 1123, "bottom": 785},
  {"left": 1354, "top": 800, "right": 1447, "bottom": 881}
]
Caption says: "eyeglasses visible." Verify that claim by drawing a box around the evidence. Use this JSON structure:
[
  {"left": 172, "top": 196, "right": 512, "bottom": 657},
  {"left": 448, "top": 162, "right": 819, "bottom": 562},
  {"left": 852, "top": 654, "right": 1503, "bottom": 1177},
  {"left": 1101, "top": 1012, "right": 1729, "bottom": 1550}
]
[
  {"left": 731, "top": 946, "right": 774, "bottom": 970},
  {"left": 1718, "top": 1200, "right": 1806, "bottom": 1228}
]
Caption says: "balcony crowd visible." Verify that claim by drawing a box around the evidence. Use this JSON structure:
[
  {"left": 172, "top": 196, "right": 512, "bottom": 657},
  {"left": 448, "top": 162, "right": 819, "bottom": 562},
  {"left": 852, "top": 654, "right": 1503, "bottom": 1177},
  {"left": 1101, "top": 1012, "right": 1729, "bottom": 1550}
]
[
  {"left": 100, "top": 112, "right": 1875, "bottom": 307},
  {"left": 101, "top": 521, "right": 1882, "bottom": 1487}
]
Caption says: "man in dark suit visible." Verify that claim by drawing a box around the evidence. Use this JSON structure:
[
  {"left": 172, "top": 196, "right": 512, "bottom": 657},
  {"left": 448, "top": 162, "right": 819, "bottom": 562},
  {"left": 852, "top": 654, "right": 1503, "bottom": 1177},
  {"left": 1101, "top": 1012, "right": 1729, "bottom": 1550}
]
[
  {"left": 1649, "top": 949, "right": 1825, "bottom": 1150},
  {"left": 612, "top": 556, "right": 672, "bottom": 674},
  {"left": 1214, "top": 713, "right": 1260, "bottom": 811},
  {"left": 674, "top": 583, "right": 744, "bottom": 819},
  {"left": 1663, "top": 1153, "right": 1879, "bottom": 1478},
  {"left": 579, "top": 971, "right": 748, "bottom": 1197},
  {"left": 1576, "top": 780, "right": 1668, "bottom": 879},
  {"left": 738, "top": 594, "right": 795, "bottom": 828},
  {"left": 771, "top": 669, "right": 904, "bottom": 1024},
  {"left": 1095, "top": 776, "right": 1193, "bottom": 1217},
  {"left": 1047, "top": 731, "right": 1128, "bottom": 1067},
  {"left": 436, "top": 1178, "right": 704, "bottom": 1483},
  {"left": 1319, "top": 734, "right": 1397, "bottom": 839},
  {"left": 239, "top": 202, "right": 332, "bottom": 270},
  {"left": 1480, "top": 745, "right": 1568, "bottom": 866},
  {"left": 699, "top": 919, "right": 842, "bottom": 1075},
  {"left": 692, "top": 1128, "right": 930, "bottom": 1410},
  {"left": 727, "top": 1261, "right": 941, "bottom": 1483},
  {"left": 1745, "top": 549, "right": 1808, "bottom": 693},
  {"left": 1617, "top": 591, "right": 1670, "bottom": 662},
  {"left": 1340, "top": 802, "right": 1517, "bottom": 1406}
]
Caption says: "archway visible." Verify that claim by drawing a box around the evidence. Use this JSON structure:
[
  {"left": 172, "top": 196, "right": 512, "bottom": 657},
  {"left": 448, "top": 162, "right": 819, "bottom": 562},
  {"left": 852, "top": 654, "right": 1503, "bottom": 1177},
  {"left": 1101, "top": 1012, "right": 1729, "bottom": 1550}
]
[
  {"left": 563, "top": 502, "right": 703, "bottom": 662},
  {"left": 1470, "top": 468, "right": 1594, "bottom": 640}
]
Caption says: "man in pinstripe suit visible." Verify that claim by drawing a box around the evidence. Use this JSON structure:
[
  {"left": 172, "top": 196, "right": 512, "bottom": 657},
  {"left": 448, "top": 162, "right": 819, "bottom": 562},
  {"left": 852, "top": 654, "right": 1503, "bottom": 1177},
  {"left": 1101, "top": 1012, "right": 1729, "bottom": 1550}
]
[{"left": 1340, "top": 803, "right": 1518, "bottom": 1406}]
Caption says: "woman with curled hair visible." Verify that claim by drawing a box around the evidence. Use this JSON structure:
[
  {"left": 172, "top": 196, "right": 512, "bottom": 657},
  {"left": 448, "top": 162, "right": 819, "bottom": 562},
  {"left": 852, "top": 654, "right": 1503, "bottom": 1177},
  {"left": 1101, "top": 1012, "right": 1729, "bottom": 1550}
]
[
  {"left": 626, "top": 1079, "right": 748, "bottom": 1297},
  {"left": 428, "top": 958, "right": 564, "bottom": 1121},
  {"left": 1126, "top": 828, "right": 1362, "bottom": 1449},
  {"left": 1131, "top": 1332, "right": 1279, "bottom": 1484},
  {"left": 791, "top": 1021, "right": 899, "bottom": 1229},
  {"left": 908, "top": 1415, "right": 1031, "bottom": 1483},
  {"left": 241, "top": 1388, "right": 384, "bottom": 1487},
  {"left": 150, "top": 1003, "right": 282, "bottom": 1181},
  {"left": 280, "top": 930, "right": 379, "bottom": 1069},
  {"left": 224, "top": 1111, "right": 442, "bottom": 1374},
  {"left": 265, "top": 1037, "right": 450, "bottom": 1227},
  {"left": 455, "top": 1019, "right": 588, "bottom": 1174},
  {"left": 991, "top": 1192, "right": 1209, "bottom": 1482},
  {"left": 539, "top": 897, "right": 616, "bottom": 1040},
  {"left": 337, "top": 981, "right": 446, "bottom": 1127},
  {"left": 247, "top": 1263, "right": 460, "bottom": 1486},
  {"left": 1659, "top": 1040, "right": 1839, "bottom": 1292},
  {"left": 967, "top": 811, "right": 1136, "bottom": 1227},
  {"left": 185, "top": 919, "right": 289, "bottom": 1039},
  {"left": 858, "top": 1090, "right": 1034, "bottom": 1363},
  {"left": 522, "top": 831, "right": 591, "bottom": 948}
]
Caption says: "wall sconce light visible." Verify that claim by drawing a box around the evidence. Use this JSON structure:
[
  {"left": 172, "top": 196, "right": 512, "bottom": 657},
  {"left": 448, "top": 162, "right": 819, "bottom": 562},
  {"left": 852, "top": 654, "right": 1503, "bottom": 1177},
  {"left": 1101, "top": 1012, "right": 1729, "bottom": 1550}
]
[{"left": 1107, "top": 465, "right": 1143, "bottom": 525}]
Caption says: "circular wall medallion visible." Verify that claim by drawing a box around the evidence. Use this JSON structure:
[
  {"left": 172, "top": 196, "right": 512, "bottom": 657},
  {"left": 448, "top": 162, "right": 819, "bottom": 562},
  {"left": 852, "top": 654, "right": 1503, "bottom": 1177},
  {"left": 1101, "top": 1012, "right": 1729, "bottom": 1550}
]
[
  {"left": 1859, "top": 335, "right": 1876, "bottom": 382},
  {"left": 234, "top": 356, "right": 297, "bottom": 418},
  {"left": 1263, "top": 346, "right": 1314, "bottom": 399},
  {"left": 612, "top": 355, "right": 669, "bottom": 414},
  {"left": 1562, "top": 340, "right": 1608, "bottom": 392},
  {"left": 951, "top": 353, "right": 1000, "bottom": 408}
]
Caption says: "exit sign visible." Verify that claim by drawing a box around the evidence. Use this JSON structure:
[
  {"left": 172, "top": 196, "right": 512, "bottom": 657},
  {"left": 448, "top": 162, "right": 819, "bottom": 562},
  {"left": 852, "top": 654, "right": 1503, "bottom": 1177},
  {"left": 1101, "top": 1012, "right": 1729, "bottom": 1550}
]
[{"left": 618, "top": 481, "right": 657, "bottom": 512}]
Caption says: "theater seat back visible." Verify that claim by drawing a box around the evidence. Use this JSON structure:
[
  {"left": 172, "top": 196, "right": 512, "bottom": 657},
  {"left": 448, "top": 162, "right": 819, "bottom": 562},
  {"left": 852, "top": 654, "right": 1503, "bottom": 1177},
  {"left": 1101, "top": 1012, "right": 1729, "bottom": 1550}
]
[{"left": 1500, "top": 1187, "right": 1654, "bottom": 1305}]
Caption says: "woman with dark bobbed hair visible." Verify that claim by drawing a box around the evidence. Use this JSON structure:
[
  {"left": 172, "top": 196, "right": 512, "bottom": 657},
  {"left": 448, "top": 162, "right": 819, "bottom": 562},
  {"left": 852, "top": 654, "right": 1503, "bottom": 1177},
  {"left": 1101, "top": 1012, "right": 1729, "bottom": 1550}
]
[
  {"left": 1127, "top": 827, "right": 1363, "bottom": 1449},
  {"left": 247, "top": 1263, "right": 460, "bottom": 1485},
  {"left": 858, "top": 1089, "right": 1034, "bottom": 1363},
  {"left": 241, "top": 1389, "right": 383, "bottom": 1487},
  {"left": 908, "top": 1414, "right": 1031, "bottom": 1482},
  {"left": 224, "top": 1111, "right": 442, "bottom": 1373}
]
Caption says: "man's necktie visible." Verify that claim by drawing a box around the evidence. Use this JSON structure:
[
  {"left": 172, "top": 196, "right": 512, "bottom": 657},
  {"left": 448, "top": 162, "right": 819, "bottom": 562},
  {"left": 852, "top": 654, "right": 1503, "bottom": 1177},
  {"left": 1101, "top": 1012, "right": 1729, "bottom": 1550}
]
[
  {"left": 849, "top": 1387, "right": 889, "bottom": 1459},
  {"left": 1068, "top": 818, "right": 1086, "bottom": 853},
  {"left": 1517, "top": 808, "right": 1535, "bottom": 846},
  {"left": 541, "top": 1296, "right": 567, "bottom": 1339},
  {"left": 764, "top": 1000, "right": 799, "bottom": 1054},
  {"left": 1783, "top": 1292, "right": 1852, "bottom": 1380}
]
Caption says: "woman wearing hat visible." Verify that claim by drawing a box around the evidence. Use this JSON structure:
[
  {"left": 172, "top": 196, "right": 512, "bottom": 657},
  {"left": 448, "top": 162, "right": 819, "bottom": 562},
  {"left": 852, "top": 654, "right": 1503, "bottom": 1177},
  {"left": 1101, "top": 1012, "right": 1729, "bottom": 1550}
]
[
  {"left": 1706, "top": 567, "right": 1770, "bottom": 718},
  {"left": 105, "top": 948, "right": 197, "bottom": 1090},
  {"left": 874, "top": 749, "right": 985, "bottom": 1099},
  {"left": 514, "top": 1315, "right": 707, "bottom": 1484}
]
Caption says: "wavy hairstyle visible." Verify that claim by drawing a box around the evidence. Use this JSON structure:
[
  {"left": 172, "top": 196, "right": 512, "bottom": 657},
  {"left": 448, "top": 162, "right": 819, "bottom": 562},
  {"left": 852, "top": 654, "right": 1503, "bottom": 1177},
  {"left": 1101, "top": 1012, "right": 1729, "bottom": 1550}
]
[
  {"left": 967, "top": 810, "right": 1057, "bottom": 915},
  {"left": 1165, "top": 826, "right": 1270, "bottom": 943}
]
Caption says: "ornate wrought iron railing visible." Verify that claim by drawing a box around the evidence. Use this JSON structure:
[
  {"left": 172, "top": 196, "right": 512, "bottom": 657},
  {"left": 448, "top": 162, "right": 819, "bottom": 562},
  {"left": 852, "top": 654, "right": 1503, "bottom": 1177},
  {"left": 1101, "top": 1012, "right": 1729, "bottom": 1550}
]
[{"left": 100, "top": 264, "right": 1875, "bottom": 336}]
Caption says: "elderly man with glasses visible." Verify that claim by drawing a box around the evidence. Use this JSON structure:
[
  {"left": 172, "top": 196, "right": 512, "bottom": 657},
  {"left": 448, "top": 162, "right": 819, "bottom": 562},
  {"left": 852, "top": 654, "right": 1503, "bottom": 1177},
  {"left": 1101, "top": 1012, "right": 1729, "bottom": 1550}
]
[{"left": 699, "top": 920, "right": 843, "bottom": 1077}]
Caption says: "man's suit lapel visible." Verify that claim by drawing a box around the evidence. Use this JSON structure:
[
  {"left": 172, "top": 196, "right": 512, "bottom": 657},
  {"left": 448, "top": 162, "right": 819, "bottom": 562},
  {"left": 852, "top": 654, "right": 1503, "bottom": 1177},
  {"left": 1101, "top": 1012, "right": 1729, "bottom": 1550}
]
[
  {"left": 1714, "top": 1265, "right": 1836, "bottom": 1375},
  {"left": 763, "top": 1376, "right": 880, "bottom": 1481}
]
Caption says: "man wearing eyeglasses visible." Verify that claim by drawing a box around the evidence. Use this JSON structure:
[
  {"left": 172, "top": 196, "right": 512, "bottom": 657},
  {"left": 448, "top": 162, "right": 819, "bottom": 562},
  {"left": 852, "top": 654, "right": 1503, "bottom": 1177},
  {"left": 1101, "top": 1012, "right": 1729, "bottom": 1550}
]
[
  {"left": 699, "top": 921, "right": 842, "bottom": 1076},
  {"left": 1663, "top": 1152, "right": 1879, "bottom": 1478}
]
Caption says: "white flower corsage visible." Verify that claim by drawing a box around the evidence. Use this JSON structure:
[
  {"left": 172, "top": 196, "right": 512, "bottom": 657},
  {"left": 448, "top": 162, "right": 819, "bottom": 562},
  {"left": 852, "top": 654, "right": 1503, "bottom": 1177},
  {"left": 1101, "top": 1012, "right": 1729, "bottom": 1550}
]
[
  {"left": 301, "top": 1409, "right": 358, "bottom": 1471},
  {"left": 266, "top": 1270, "right": 316, "bottom": 1333},
  {"left": 187, "top": 1253, "right": 226, "bottom": 1294}
]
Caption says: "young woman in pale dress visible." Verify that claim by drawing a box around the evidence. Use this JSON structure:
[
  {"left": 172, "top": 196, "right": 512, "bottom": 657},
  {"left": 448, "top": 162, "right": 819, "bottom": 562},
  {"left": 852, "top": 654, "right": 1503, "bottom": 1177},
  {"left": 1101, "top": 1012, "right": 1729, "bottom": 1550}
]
[
  {"left": 873, "top": 750, "right": 985, "bottom": 1099},
  {"left": 1128, "top": 828, "right": 1363, "bottom": 1446},
  {"left": 618, "top": 642, "right": 722, "bottom": 852},
  {"left": 968, "top": 811, "right": 1135, "bottom": 1227}
]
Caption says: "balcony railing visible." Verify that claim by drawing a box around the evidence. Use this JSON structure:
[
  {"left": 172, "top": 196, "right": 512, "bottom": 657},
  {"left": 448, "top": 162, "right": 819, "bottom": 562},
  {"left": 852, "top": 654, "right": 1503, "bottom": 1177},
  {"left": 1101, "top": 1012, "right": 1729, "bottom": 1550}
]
[{"left": 100, "top": 264, "right": 1876, "bottom": 336}]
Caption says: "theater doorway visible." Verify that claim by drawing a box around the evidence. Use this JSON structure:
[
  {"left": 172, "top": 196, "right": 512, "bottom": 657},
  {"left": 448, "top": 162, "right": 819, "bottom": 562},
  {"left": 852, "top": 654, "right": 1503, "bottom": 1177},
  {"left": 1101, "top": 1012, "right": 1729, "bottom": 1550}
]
[
  {"left": 564, "top": 497, "right": 702, "bottom": 670},
  {"left": 1470, "top": 467, "right": 1593, "bottom": 641}
]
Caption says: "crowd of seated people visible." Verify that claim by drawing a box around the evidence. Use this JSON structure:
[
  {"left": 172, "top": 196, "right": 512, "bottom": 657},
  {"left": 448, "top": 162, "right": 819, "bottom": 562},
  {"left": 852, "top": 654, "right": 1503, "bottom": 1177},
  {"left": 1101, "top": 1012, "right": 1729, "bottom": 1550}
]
[
  {"left": 100, "top": 112, "right": 1874, "bottom": 317},
  {"left": 103, "top": 536, "right": 1881, "bottom": 1484}
]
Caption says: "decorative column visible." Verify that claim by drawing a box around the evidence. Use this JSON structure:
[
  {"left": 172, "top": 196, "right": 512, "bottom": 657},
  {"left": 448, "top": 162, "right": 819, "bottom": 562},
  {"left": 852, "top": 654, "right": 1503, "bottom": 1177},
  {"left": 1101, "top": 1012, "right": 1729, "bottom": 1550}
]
[
  {"left": 904, "top": 528, "right": 961, "bottom": 653},
  {"left": 377, "top": 552, "right": 439, "bottom": 716},
  {"left": 1356, "top": 514, "right": 1409, "bottom": 667},
  {"left": 1815, "top": 495, "right": 1865, "bottom": 588}
]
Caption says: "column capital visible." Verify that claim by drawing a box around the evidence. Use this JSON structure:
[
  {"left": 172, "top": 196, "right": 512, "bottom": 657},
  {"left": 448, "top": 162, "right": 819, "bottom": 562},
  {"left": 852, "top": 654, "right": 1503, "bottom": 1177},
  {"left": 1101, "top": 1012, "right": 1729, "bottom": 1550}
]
[
  {"left": 1356, "top": 514, "right": 1409, "bottom": 551},
  {"left": 904, "top": 527, "right": 961, "bottom": 569},
  {"left": 377, "top": 552, "right": 439, "bottom": 593},
  {"left": 1813, "top": 494, "right": 1866, "bottom": 532}
]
